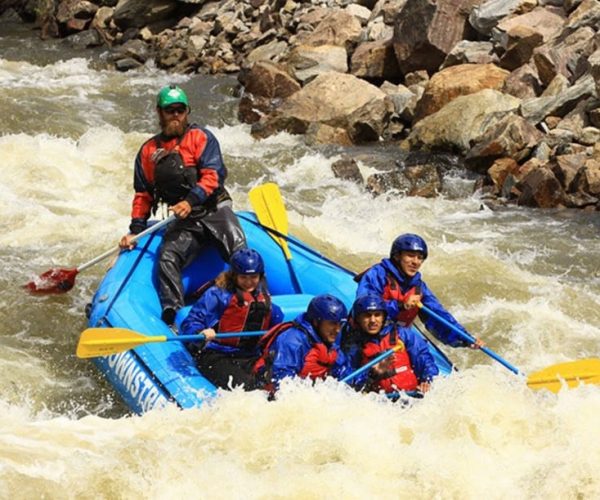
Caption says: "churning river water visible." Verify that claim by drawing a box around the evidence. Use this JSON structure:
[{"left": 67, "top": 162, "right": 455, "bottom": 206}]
[{"left": 1, "top": 23, "right": 599, "bottom": 499}]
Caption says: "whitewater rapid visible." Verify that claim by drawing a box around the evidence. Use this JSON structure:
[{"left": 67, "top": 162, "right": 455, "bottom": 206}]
[{"left": 1, "top": 28, "right": 599, "bottom": 499}]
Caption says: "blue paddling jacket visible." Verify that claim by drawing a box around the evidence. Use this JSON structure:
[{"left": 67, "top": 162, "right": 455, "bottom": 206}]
[
  {"left": 181, "top": 284, "right": 283, "bottom": 355},
  {"left": 268, "top": 313, "right": 350, "bottom": 388},
  {"left": 356, "top": 258, "right": 471, "bottom": 347}
]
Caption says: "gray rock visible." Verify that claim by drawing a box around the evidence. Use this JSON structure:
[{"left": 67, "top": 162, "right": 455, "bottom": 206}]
[
  {"left": 288, "top": 45, "right": 348, "bottom": 83},
  {"left": 469, "top": 0, "right": 537, "bottom": 35},
  {"left": 520, "top": 74, "right": 596, "bottom": 124},
  {"left": 441, "top": 41, "right": 498, "bottom": 69},
  {"left": 408, "top": 89, "right": 521, "bottom": 154}
]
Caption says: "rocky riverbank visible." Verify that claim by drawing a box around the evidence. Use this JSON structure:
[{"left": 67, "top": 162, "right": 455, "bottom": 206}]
[{"left": 2, "top": 0, "right": 600, "bottom": 210}]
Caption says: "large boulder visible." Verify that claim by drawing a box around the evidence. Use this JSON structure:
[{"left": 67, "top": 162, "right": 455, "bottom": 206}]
[
  {"left": 520, "top": 74, "right": 596, "bottom": 124},
  {"left": 408, "top": 89, "right": 521, "bottom": 153},
  {"left": 392, "top": 0, "right": 481, "bottom": 75},
  {"left": 532, "top": 26, "right": 595, "bottom": 86},
  {"left": 113, "top": 0, "right": 177, "bottom": 30},
  {"left": 288, "top": 45, "right": 348, "bottom": 84},
  {"left": 350, "top": 38, "right": 401, "bottom": 82},
  {"left": 238, "top": 62, "right": 301, "bottom": 124},
  {"left": 516, "top": 166, "right": 566, "bottom": 208},
  {"left": 465, "top": 113, "right": 543, "bottom": 172},
  {"left": 251, "top": 72, "right": 394, "bottom": 144},
  {"left": 414, "top": 63, "right": 510, "bottom": 121},
  {"left": 294, "top": 11, "right": 363, "bottom": 51}
]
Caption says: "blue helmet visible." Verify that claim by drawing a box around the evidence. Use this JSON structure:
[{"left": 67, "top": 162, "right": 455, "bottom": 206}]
[
  {"left": 352, "top": 294, "right": 387, "bottom": 320},
  {"left": 306, "top": 294, "right": 348, "bottom": 323},
  {"left": 390, "top": 233, "right": 428, "bottom": 259},
  {"left": 230, "top": 248, "right": 264, "bottom": 275}
]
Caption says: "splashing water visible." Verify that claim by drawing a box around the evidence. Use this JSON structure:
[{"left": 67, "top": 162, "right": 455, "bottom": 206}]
[{"left": 1, "top": 30, "right": 599, "bottom": 498}]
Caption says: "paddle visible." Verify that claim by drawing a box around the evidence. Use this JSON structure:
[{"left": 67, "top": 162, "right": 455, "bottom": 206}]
[
  {"left": 76, "top": 327, "right": 267, "bottom": 359},
  {"left": 248, "top": 183, "right": 303, "bottom": 293},
  {"left": 418, "top": 302, "right": 521, "bottom": 374},
  {"left": 418, "top": 302, "right": 600, "bottom": 393},
  {"left": 341, "top": 344, "right": 403, "bottom": 383},
  {"left": 25, "top": 215, "right": 176, "bottom": 294},
  {"left": 526, "top": 359, "right": 600, "bottom": 393}
]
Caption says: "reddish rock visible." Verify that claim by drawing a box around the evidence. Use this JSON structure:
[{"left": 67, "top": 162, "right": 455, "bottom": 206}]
[
  {"left": 239, "top": 61, "right": 300, "bottom": 99},
  {"left": 488, "top": 157, "right": 519, "bottom": 194},
  {"left": 502, "top": 63, "right": 542, "bottom": 99},
  {"left": 572, "top": 158, "right": 600, "bottom": 195},
  {"left": 414, "top": 63, "right": 510, "bottom": 122},
  {"left": 392, "top": 0, "right": 480, "bottom": 75},
  {"left": 499, "top": 25, "right": 543, "bottom": 71},
  {"left": 552, "top": 154, "right": 586, "bottom": 191},
  {"left": 517, "top": 166, "right": 566, "bottom": 207},
  {"left": 350, "top": 38, "right": 401, "bottom": 82}
]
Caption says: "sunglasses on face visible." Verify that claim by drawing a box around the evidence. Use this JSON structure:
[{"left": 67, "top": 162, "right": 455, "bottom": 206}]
[{"left": 163, "top": 106, "right": 187, "bottom": 115}]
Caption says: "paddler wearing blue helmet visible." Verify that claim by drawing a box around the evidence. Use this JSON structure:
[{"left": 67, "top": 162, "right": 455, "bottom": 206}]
[
  {"left": 253, "top": 294, "right": 351, "bottom": 391},
  {"left": 181, "top": 248, "right": 283, "bottom": 391},
  {"left": 355, "top": 234, "right": 484, "bottom": 349}
]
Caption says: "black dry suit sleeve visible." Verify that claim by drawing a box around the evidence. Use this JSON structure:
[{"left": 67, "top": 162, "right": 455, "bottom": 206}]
[{"left": 129, "top": 218, "right": 148, "bottom": 234}]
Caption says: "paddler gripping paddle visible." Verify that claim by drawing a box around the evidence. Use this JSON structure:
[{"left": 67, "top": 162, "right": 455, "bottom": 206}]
[
  {"left": 418, "top": 302, "right": 600, "bottom": 393},
  {"left": 76, "top": 327, "right": 266, "bottom": 358},
  {"left": 25, "top": 215, "right": 176, "bottom": 294}
]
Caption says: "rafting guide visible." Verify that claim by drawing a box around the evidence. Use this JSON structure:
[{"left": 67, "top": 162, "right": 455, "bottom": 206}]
[{"left": 119, "top": 85, "right": 246, "bottom": 327}]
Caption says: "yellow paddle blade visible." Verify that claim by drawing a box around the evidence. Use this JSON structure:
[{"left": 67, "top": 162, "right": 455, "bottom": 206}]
[
  {"left": 249, "top": 183, "right": 292, "bottom": 260},
  {"left": 76, "top": 328, "right": 167, "bottom": 359},
  {"left": 527, "top": 358, "right": 600, "bottom": 393}
]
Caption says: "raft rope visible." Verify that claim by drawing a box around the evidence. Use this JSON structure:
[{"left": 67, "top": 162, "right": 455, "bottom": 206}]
[
  {"left": 96, "top": 227, "right": 159, "bottom": 325},
  {"left": 237, "top": 213, "right": 356, "bottom": 277}
]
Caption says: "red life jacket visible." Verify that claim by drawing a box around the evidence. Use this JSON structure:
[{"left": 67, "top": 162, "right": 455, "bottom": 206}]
[
  {"left": 252, "top": 322, "right": 338, "bottom": 380},
  {"left": 253, "top": 321, "right": 295, "bottom": 375},
  {"left": 216, "top": 288, "right": 272, "bottom": 347},
  {"left": 355, "top": 267, "right": 420, "bottom": 326},
  {"left": 362, "top": 327, "right": 418, "bottom": 392},
  {"left": 383, "top": 274, "right": 419, "bottom": 326},
  {"left": 299, "top": 343, "right": 338, "bottom": 380}
]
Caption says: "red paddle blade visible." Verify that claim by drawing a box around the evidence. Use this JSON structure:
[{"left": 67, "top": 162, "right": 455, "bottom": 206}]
[{"left": 24, "top": 268, "right": 78, "bottom": 294}]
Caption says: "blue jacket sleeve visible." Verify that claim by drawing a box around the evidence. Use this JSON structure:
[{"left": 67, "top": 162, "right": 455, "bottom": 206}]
[
  {"left": 180, "top": 287, "right": 228, "bottom": 336},
  {"left": 270, "top": 329, "right": 308, "bottom": 388},
  {"left": 399, "top": 327, "right": 439, "bottom": 382},
  {"left": 356, "top": 267, "right": 401, "bottom": 320},
  {"left": 418, "top": 281, "right": 470, "bottom": 347},
  {"left": 334, "top": 336, "right": 366, "bottom": 386}
]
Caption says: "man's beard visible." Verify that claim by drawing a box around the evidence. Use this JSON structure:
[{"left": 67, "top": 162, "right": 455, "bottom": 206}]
[{"left": 160, "top": 117, "right": 188, "bottom": 137}]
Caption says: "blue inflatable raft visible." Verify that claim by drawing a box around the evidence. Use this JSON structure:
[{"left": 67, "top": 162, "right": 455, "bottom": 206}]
[{"left": 86, "top": 211, "right": 453, "bottom": 414}]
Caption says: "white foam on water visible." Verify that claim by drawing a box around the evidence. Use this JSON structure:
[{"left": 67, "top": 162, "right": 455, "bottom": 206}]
[
  {"left": 1, "top": 57, "right": 598, "bottom": 497},
  {"left": 1, "top": 373, "right": 599, "bottom": 498}
]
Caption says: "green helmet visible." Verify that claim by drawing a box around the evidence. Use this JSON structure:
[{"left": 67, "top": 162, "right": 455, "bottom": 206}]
[{"left": 156, "top": 85, "right": 189, "bottom": 108}]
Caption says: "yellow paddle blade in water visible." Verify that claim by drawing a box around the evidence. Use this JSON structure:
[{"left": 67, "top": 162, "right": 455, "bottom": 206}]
[
  {"left": 526, "top": 358, "right": 600, "bottom": 393},
  {"left": 249, "top": 183, "right": 292, "bottom": 260},
  {"left": 76, "top": 328, "right": 167, "bottom": 359}
]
